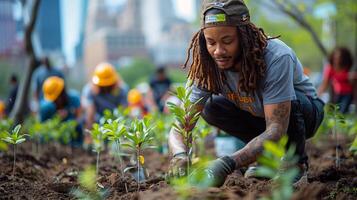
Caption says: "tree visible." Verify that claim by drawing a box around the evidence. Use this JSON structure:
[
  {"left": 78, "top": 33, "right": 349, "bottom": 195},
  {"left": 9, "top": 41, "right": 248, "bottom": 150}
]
[
  {"left": 10, "top": 0, "right": 41, "bottom": 124},
  {"left": 261, "top": 0, "right": 328, "bottom": 57}
]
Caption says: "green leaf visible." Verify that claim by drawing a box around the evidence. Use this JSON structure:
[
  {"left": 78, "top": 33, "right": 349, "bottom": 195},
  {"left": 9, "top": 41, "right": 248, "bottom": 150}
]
[
  {"left": 257, "top": 156, "right": 279, "bottom": 169},
  {"left": 264, "top": 140, "right": 285, "bottom": 158},
  {"left": 349, "top": 136, "right": 357, "bottom": 155},
  {"left": 2, "top": 137, "right": 15, "bottom": 144},
  {"left": 256, "top": 167, "right": 276, "bottom": 178},
  {"left": 176, "top": 86, "right": 186, "bottom": 101},
  {"left": 15, "top": 138, "right": 26, "bottom": 144},
  {"left": 12, "top": 124, "right": 21, "bottom": 134},
  {"left": 121, "top": 143, "right": 136, "bottom": 150}
]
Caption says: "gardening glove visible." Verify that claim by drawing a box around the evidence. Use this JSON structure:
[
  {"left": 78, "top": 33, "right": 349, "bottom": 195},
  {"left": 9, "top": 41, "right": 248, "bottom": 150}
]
[
  {"left": 189, "top": 156, "right": 236, "bottom": 187},
  {"left": 167, "top": 152, "right": 190, "bottom": 178}
]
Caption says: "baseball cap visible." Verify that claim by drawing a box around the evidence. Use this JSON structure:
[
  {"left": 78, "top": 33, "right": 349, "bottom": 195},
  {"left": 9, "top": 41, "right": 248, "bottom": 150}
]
[{"left": 201, "top": 0, "right": 250, "bottom": 28}]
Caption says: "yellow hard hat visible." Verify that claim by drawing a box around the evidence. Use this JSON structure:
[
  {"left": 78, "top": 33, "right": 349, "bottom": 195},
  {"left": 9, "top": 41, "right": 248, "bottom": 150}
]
[
  {"left": 43, "top": 76, "right": 65, "bottom": 102},
  {"left": 0, "top": 100, "right": 5, "bottom": 114},
  {"left": 92, "top": 62, "right": 118, "bottom": 87},
  {"left": 128, "top": 89, "right": 142, "bottom": 105}
]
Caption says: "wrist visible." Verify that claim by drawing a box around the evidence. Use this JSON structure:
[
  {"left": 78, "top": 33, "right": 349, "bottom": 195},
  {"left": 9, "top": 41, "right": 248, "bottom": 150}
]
[{"left": 221, "top": 156, "right": 236, "bottom": 171}]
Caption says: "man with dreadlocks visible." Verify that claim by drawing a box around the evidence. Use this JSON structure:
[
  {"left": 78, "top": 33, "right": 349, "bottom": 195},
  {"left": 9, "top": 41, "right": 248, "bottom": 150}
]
[{"left": 167, "top": 0, "right": 325, "bottom": 187}]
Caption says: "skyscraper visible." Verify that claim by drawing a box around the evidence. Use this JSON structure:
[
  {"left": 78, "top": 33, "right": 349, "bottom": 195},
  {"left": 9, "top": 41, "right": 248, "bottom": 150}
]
[
  {"left": 0, "top": 1, "right": 17, "bottom": 55},
  {"left": 84, "top": 0, "right": 148, "bottom": 74},
  {"left": 35, "top": 0, "right": 62, "bottom": 52},
  {"left": 75, "top": 0, "right": 89, "bottom": 60}
]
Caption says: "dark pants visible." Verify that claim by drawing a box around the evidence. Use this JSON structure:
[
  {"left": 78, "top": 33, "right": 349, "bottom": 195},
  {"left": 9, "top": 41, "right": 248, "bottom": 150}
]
[
  {"left": 201, "top": 91, "right": 325, "bottom": 164},
  {"left": 334, "top": 94, "right": 353, "bottom": 114}
]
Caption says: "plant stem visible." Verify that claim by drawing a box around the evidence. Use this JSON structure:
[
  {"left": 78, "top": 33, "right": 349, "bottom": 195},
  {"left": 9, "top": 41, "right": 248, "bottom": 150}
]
[
  {"left": 185, "top": 134, "right": 190, "bottom": 175},
  {"left": 115, "top": 140, "right": 123, "bottom": 174},
  {"left": 137, "top": 149, "right": 140, "bottom": 192},
  {"left": 36, "top": 140, "right": 39, "bottom": 159},
  {"left": 96, "top": 151, "right": 100, "bottom": 176},
  {"left": 334, "top": 113, "right": 340, "bottom": 168},
  {"left": 13, "top": 144, "right": 16, "bottom": 178}
]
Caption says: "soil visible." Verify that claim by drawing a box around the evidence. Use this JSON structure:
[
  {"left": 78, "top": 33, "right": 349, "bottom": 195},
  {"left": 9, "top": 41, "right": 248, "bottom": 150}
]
[{"left": 0, "top": 134, "right": 356, "bottom": 200}]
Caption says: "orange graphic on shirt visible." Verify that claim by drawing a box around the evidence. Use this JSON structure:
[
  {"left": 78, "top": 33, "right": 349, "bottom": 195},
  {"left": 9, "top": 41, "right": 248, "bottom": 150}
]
[{"left": 226, "top": 92, "right": 257, "bottom": 116}]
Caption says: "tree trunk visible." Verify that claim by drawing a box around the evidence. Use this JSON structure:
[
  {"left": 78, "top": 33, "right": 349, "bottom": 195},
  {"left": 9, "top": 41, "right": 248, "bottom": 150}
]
[{"left": 10, "top": 0, "right": 41, "bottom": 124}]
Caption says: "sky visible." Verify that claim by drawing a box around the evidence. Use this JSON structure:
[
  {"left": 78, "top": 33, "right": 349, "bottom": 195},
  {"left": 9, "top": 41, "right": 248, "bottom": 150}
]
[
  {"left": 106, "top": 0, "right": 196, "bottom": 21},
  {"left": 173, "top": 0, "right": 196, "bottom": 22}
]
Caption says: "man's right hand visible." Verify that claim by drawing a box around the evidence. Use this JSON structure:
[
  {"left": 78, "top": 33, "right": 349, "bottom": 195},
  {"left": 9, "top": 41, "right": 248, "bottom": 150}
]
[{"left": 167, "top": 153, "right": 190, "bottom": 178}]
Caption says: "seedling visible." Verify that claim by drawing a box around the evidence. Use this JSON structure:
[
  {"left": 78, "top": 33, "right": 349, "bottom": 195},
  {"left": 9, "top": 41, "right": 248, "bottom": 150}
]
[
  {"left": 56, "top": 120, "right": 78, "bottom": 146},
  {"left": 255, "top": 136, "right": 298, "bottom": 200},
  {"left": 122, "top": 118, "right": 156, "bottom": 191},
  {"left": 170, "top": 156, "right": 215, "bottom": 199},
  {"left": 103, "top": 118, "right": 127, "bottom": 174},
  {"left": 167, "top": 85, "right": 202, "bottom": 174},
  {"left": 193, "top": 119, "right": 212, "bottom": 158},
  {"left": 1, "top": 124, "right": 27, "bottom": 177},
  {"left": 324, "top": 103, "right": 346, "bottom": 168},
  {"left": 88, "top": 123, "right": 106, "bottom": 176},
  {"left": 71, "top": 166, "right": 107, "bottom": 200},
  {"left": 148, "top": 112, "right": 173, "bottom": 154},
  {"left": 100, "top": 106, "right": 131, "bottom": 124},
  {"left": 26, "top": 117, "right": 47, "bottom": 158}
]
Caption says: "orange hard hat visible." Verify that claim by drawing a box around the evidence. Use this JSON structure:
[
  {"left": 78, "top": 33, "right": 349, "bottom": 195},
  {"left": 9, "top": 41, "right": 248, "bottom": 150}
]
[
  {"left": 0, "top": 100, "right": 5, "bottom": 114},
  {"left": 42, "top": 76, "right": 65, "bottom": 102},
  {"left": 128, "top": 89, "right": 142, "bottom": 105},
  {"left": 92, "top": 62, "right": 118, "bottom": 87}
]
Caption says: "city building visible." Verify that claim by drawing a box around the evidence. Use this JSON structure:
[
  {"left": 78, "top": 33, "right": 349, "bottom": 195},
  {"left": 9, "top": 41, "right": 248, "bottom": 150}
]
[
  {"left": 0, "top": 1, "right": 17, "bottom": 56},
  {"left": 35, "top": 0, "right": 62, "bottom": 52}
]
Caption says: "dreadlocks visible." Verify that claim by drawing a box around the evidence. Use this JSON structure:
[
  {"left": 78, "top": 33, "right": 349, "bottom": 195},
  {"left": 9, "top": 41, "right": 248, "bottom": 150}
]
[{"left": 184, "top": 22, "right": 270, "bottom": 95}]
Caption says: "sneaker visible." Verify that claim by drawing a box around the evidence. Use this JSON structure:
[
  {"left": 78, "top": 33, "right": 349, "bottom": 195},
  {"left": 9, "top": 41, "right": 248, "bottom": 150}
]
[
  {"left": 244, "top": 166, "right": 259, "bottom": 178},
  {"left": 292, "top": 163, "right": 308, "bottom": 187}
]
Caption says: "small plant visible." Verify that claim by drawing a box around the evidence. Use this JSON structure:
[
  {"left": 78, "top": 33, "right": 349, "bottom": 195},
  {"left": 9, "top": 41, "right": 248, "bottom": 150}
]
[
  {"left": 1, "top": 124, "right": 27, "bottom": 177},
  {"left": 100, "top": 106, "right": 131, "bottom": 124},
  {"left": 56, "top": 120, "right": 78, "bottom": 145},
  {"left": 88, "top": 123, "right": 106, "bottom": 176},
  {"left": 71, "top": 166, "right": 107, "bottom": 200},
  {"left": 193, "top": 119, "right": 212, "bottom": 158},
  {"left": 167, "top": 85, "right": 202, "bottom": 174},
  {"left": 103, "top": 118, "right": 127, "bottom": 174},
  {"left": 123, "top": 118, "right": 156, "bottom": 192},
  {"left": 170, "top": 156, "right": 215, "bottom": 199},
  {"left": 255, "top": 136, "right": 298, "bottom": 200},
  {"left": 26, "top": 117, "right": 50, "bottom": 158},
  {"left": 324, "top": 103, "right": 346, "bottom": 168},
  {"left": 148, "top": 112, "right": 173, "bottom": 154}
]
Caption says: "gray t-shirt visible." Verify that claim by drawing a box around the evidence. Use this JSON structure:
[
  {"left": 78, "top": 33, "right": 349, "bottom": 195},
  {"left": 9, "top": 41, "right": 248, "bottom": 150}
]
[{"left": 190, "top": 39, "right": 317, "bottom": 118}]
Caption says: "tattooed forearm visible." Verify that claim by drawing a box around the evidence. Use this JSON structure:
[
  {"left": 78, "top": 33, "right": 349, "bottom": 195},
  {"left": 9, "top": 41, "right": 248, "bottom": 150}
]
[{"left": 231, "top": 101, "right": 291, "bottom": 169}]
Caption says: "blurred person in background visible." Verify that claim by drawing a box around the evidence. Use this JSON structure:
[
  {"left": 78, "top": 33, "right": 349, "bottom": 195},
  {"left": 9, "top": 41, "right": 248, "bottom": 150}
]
[
  {"left": 167, "top": 0, "right": 324, "bottom": 187},
  {"left": 148, "top": 66, "right": 172, "bottom": 112},
  {"left": 5, "top": 74, "right": 19, "bottom": 115},
  {"left": 318, "top": 47, "right": 354, "bottom": 113},
  {"left": 127, "top": 88, "right": 148, "bottom": 118},
  {"left": 85, "top": 62, "right": 128, "bottom": 129},
  {"left": 40, "top": 76, "right": 82, "bottom": 146},
  {"left": 0, "top": 100, "right": 5, "bottom": 119},
  {"left": 32, "top": 56, "right": 64, "bottom": 111}
]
